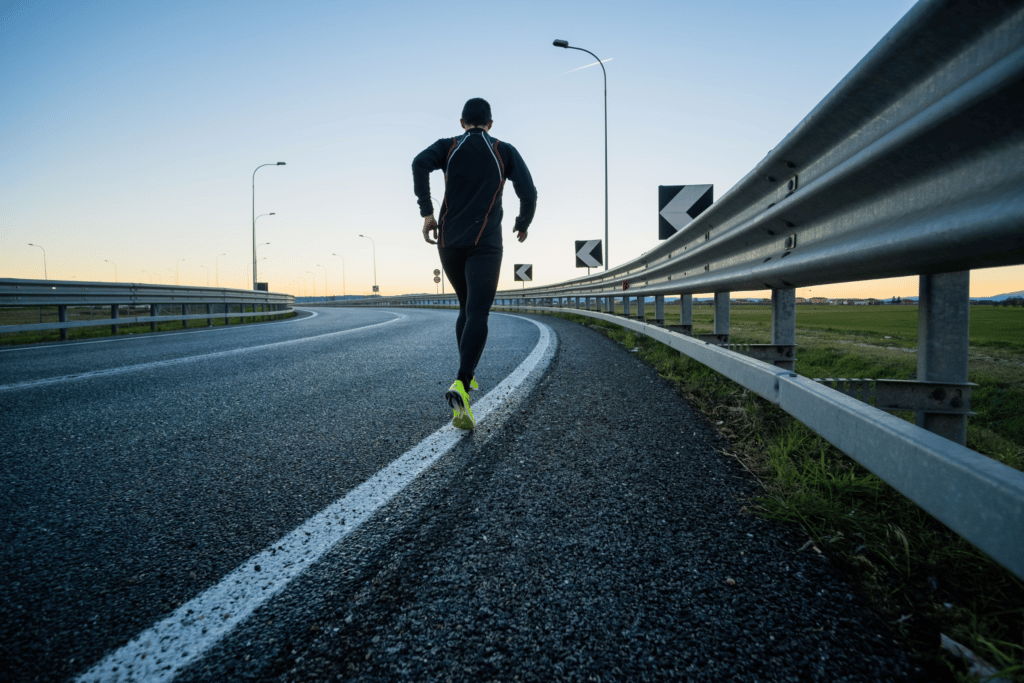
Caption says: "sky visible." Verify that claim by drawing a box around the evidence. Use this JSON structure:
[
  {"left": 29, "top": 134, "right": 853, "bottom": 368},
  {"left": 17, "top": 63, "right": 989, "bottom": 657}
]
[{"left": 2, "top": 0, "right": 1021, "bottom": 300}]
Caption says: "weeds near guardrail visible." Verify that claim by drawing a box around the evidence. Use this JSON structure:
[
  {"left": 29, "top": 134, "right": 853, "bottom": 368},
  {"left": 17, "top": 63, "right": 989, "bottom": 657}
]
[{"left": 548, "top": 311, "right": 1024, "bottom": 683}]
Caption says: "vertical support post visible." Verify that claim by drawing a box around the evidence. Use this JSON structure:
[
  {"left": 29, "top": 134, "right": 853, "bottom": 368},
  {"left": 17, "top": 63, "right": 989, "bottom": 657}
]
[
  {"left": 206, "top": 303, "right": 213, "bottom": 327},
  {"left": 150, "top": 304, "right": 158, "bottom": 332},
  {"left": 681, "top": 294, "right": 693, "bottom": 334},
  {"left": 623, "top": 296, "right": 632, "bottom": 317},
  {"left": 637, "top": 296, "right": 646, "bottom": 321},
  {"left": 224, "top": 303, "right": 230, "bottom": 326},
  {"left": 58, "top": 305, "right": 68, "bottom": 341},
  {"left": 771, "top": 288, "right": 796, "bottom": 371},
  {"left": 111, "top": 304, "right": 119, "bottom": 335},
  {"left": 714, "top": 292, "right": 730, "bottom": 339},
  {"left": 654, "top": 295, "right": 665, "bottom": 325},
  {"left": 182, "top": 303, "right": 188, "bottom": 328},
  {"left": 917, "top": 271, "right": 970, "bottom": 445}
]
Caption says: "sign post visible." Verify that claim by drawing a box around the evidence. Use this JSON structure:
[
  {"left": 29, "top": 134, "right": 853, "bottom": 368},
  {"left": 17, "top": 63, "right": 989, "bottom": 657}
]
[
  {"left": 575, "top": 239, "right": 603, "bottom": 275},
  {"left": 659, "top": 185, "right": 713, "bottom": 239},
  {"left": 514, "top": 264, "right": 532, "bottom": 289}
]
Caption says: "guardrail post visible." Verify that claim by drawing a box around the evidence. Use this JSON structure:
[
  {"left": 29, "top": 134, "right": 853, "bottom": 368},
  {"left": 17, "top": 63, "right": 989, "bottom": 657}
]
[
  {"left": 637, "top": 296, "right": 646, "bottom": 321},
  {"left": 917, "top": 271, "right": 970, "bottom": 445},
  {"left": 150, "top": 304, "right": 158, "bottom": 332},
  {"left": 714, "top": 292, "right": 730, "bottom": 338},
  {"left": 206, "top": 303, "right": 213, "bottom": 327},
  {"left": 111, "top": 304, "right": 119, "bottom": 335},
  {"left": 655, "top": 295, "right": 665, "bottom": 325},
  {"left": 181, "top": 303, "right": 188, "bottom": 328},
  {"left": 771, "top": 288, "right": 796, "bottom": 371},
  {"left": 623, "top": 296, "right": 631, "bottom": 317},
  {"left": 224, "top": 304, "right": 230, "bottom": 327},
  {"left": 58, "top": 305, "right": 68, "bottom": 340}
]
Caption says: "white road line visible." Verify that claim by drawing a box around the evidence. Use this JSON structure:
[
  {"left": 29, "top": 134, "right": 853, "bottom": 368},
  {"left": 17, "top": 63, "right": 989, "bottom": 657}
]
[
  {"left": 0, "top": 308, "right": 321, "bottom": 354},
  {"left": 76, "top": 315, "right": 555, "bottom": 683},
  {"left": 0, "top": 312, "right": 404, "bottom": 392}
]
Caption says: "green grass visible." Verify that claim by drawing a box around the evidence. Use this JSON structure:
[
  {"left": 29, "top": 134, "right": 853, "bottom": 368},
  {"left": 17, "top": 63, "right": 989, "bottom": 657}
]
[
  {"left": 601, "top": 303, "right": 1024, "bottom": 351},
  {"left": 544, "top": 309, "right": 1024, "bottom": 682},
  {"left": 0, "top": 306, "right": 294, "bottom": 346}
]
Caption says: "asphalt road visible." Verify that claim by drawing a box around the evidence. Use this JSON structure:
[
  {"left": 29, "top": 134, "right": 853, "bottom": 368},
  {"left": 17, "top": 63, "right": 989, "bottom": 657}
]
[{"left": 1, "top": 307, "right": 924, "bottom": 682}]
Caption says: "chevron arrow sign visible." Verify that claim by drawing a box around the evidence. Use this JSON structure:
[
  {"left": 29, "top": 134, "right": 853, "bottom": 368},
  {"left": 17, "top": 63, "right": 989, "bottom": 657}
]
[
  {"left": 575, "top": 240, "right": 602, "bottom": 268},
  {"left": 514, "top": 264, "right": 533, "bottom": 282},
  {"left": 659, "top": 184, "right": 713, "bottom": 239}
]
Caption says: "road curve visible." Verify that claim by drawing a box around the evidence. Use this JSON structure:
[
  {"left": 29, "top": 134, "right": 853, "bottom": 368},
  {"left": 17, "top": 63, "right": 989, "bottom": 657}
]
[{"left": 1, "top": 309, "right": 924, "bottom": 682}]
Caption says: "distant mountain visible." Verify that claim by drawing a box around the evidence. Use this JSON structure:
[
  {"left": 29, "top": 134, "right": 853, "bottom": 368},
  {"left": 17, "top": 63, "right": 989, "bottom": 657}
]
[{"left": 988, "top": 290, "right": 1024, "bottom": 301}]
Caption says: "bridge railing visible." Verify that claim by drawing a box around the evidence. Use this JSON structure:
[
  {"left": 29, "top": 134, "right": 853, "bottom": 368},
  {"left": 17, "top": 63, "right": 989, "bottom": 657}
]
[
  {"left": 0, "top": 279, "right": 295, "bottom": 339},
  {"left": 339, "top": 0, "right": 1024, "bottom": 579}
]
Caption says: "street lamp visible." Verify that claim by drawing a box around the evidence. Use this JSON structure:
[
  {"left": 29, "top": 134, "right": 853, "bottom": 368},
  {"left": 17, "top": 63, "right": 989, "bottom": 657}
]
[
  {"left": 27, "top": 243, "right": 47, "bottom": 280},
  {"left": 253, "top": 163, "right": 285, "bottom": 289},
  {"left": 104, "top": 259, "right": 118, "bottom": 283},
  {"left": 317, "top": 264, "right": 327, "bottom": 297},
  {"left": 176, "top": 258, "right": 185, "bottom": 285},
  {"left": 215, "top": 253, "right": 226, "bottom": 287},
  {"left": 553, "top": 39, "right": 609, "bottom": 270},
  {"left": 359, "top": 234, "right": 377, "bottom": 294},
  {"left": 256, "top": 242, "right": 270, "bottom": 260},
  {"left": 332, "top": 253, "right": 346, "bottom": 296}
]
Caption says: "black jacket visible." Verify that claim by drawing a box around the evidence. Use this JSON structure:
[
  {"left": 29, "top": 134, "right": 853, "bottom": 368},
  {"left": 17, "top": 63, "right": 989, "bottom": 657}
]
[{"left": 413, "top": 128, "right": 537, "bottom": 249}]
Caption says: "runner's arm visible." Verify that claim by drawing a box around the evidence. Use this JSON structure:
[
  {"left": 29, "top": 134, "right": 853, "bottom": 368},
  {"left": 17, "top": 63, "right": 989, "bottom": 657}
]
[
  {"left": 503, "top": 144, "right": 537, "bottom": 235},
  {"left": 412, "top": 139, "right": 449, "bottom": 218}
]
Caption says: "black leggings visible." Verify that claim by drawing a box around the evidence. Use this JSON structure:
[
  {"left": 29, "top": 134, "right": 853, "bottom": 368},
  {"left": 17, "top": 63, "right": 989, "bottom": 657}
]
[{"left": 438, "top": 244, "right": 503, "bottom": 387}]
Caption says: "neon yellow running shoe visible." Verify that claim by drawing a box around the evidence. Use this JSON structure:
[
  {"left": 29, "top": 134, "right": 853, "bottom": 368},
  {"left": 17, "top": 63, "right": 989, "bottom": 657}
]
[
  {"left": 469, "top": 377, "right": 480, "bottom": 391},
  {"left": 445, "top": 380, "right": 475, "bottom": 430}
]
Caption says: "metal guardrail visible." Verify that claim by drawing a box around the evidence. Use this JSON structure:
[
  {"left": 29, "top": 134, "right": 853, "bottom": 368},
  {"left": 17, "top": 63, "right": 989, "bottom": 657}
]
[
  {"left": 0, "top": 279, "right": 295, "bottom": 339},
  {"left": 338, "top": 0, "right": 1024, "bottom": 580}
]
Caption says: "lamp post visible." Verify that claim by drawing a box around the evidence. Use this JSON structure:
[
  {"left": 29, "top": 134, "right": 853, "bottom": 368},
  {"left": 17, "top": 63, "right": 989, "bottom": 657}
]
[
  {"left": 104, "top": 259, "right": 118, "bottom": 283},
  {"left": 256, "top": 242, "right": 270, "bottom": 260},
  {"left": 358, "top": 234, "right": 377, "bottom": 294},
  {"left": 27, "top": 243, "right": 47, "bottom": 280},
  {"left": 553, "top": 39, "right": 609, "bottom": 270},
  {"left": 253, "top": 163, "right": 285, "bottom": 289},
  {"left": 176, "top": 258, "right": 185, "bottom": 285},
  {"left": 215, "top": 253, "right": 226, "bottom": 287},
  {"left": 332, "top": 253, "right": 346, "bottom": 296},
  {"left": 317, "top": 264, "right": 327, "bottom": 297}
]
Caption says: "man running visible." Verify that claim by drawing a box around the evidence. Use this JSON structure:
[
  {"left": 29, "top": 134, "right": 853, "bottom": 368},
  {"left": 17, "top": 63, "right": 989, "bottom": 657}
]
[{"left": 412, "top": 97, "right": 537, "bottom": 430}]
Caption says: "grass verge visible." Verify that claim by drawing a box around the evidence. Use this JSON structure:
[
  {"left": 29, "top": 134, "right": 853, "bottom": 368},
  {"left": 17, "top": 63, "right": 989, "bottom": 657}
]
[
  {"left": 0, "top": 311, "right": 296, "bottom": 346},
  {"left": 547, "top": 311, "right": 1024, "bottom": 682}
]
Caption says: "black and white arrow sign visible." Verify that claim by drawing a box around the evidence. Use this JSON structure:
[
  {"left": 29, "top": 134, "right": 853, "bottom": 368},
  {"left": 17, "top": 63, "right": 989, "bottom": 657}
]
[
  {"left": 514, "top": 264, "right": 533, "bottom": 282},
  {"left": 574, "top": 240, "right": 603, "bottom": 268},
  {"left": 659, "top": 184, "right": 713, "bottom": 239}
]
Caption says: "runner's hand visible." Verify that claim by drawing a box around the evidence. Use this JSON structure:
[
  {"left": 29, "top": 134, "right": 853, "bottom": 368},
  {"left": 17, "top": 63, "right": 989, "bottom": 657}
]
[
  {"left": 422, "top": 216, "right": 438, "bottom": 245},
  {"left": 516, "top": 231, "right": 528, "bottom": 243}
]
